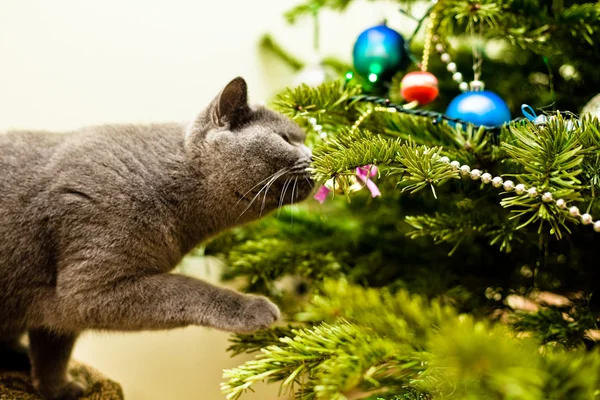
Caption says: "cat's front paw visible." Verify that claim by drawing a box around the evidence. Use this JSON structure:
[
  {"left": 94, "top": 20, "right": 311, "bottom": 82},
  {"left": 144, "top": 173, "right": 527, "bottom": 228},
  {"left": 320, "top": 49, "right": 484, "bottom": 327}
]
[
  {"left": 37, "top": 380, "right": 87, "bottom": 400},
  {"left": 234, "top": 295, "right": 281, "bottom": 333}
]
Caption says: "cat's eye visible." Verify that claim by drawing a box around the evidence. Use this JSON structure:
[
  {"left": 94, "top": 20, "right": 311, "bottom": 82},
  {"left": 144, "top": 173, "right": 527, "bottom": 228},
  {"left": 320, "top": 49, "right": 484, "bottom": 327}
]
[{"left": 281, "top": 134, "right": 291, "bottom": 144}]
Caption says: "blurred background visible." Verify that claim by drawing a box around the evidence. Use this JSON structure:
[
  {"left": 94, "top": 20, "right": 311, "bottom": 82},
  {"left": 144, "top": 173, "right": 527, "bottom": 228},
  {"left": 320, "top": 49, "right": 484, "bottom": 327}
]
[
  {"left": 0, "top": 1, "right": 420, "bottom": 399},
  {"left": 0, "top": 0, "right": 423, "bottom": 132}
]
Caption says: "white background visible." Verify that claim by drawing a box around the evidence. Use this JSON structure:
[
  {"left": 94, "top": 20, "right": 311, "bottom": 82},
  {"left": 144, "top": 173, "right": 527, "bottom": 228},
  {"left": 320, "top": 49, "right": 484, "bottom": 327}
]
[{"left": 0, "top": 0, "right": 421, "bottom": 132}]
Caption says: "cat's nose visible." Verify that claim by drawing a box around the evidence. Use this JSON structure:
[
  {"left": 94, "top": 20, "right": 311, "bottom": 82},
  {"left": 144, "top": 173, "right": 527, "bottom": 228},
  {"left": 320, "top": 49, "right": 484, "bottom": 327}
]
[{"left": 301, "top": 145, "right": 312, "bottom": 160}]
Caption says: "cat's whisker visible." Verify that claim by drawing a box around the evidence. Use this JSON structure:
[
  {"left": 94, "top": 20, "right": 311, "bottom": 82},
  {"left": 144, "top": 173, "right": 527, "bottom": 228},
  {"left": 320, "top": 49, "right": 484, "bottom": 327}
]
[
  {"left": 260, "top": 173, "right": 282, "bottom": 217},
  {"left": 291, "top": 177, "right": 297, "bottom": 205},
  {"left": 235, "top": 177, "right": 273, "bottom": 207},
  {"left": 276, "top": 177, "right": 291, "bottom": 218},
  {"left": 289, "top": 177, "right": 298, "bottom": 226},
  {"left": 237, "top": 189, "right": 266, "bottom": 221},
  {"left": 304, "top": 176, "right": 314, "bottom": 189},
  {"left": 235, "top": 170, "right": 284, "bottom": 206},
  {"left": 238, "top": 168, "right": 288, "bottom": 220}
]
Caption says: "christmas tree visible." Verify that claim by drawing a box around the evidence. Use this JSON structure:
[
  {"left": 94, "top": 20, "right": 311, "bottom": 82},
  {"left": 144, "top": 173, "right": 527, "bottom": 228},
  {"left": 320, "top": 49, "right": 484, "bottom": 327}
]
[{"left": 211, "top": 1, "right": 600, "bottom": 399}]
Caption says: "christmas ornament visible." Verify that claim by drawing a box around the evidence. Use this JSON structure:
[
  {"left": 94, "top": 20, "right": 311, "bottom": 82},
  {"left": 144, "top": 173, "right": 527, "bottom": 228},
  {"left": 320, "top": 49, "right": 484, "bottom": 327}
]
[
  {"left": 582, "top": 93, "right": 600, "bottom": 118},
  {"left": 352, "top": 24, "right": 406, "bottom": 82},
  {"left": 398, "top": 9, "right": 439, "bottom": 105},
  {"left": 400, "top": 71, "right": 439, "bottom": 105},
  {"left": 446, "top": 91, "right": 511, "bottom": 127}
]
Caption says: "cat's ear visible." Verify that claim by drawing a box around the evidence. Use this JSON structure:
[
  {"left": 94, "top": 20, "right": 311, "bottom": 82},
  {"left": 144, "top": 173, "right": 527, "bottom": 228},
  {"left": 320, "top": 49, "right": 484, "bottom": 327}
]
[
  {"left": 186, "top": 77, "right": 250, "bottom": 142},
  {"left": 213, "top": 77, "right": 249, "bottom": 126}
]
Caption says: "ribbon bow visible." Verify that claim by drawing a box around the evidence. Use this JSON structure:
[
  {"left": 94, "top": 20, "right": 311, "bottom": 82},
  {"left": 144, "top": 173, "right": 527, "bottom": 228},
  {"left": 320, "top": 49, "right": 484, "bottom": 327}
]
[{"left": 314, "top": 165, "right": 381, "bottom": 203}]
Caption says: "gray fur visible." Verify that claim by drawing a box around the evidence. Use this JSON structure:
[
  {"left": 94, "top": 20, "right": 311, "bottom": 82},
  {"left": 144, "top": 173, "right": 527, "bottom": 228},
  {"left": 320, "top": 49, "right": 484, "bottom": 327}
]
[{"left": 0, "top": 77, "right": 312, "bottom": 400}]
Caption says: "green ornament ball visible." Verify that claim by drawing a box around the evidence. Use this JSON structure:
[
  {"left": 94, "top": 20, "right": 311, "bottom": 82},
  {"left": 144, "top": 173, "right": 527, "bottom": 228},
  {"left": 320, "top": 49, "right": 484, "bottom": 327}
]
[{"left": 352, "top": 24, "right": 407, "bottom": 83}]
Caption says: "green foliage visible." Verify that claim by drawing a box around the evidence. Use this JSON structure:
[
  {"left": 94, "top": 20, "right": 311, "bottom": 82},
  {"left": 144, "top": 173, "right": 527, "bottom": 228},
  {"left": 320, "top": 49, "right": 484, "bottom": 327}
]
[
  {"left": 501, "top": 116, "right": 586, "bottom": 236},
  {"left": 511, "top": 300, "right": 599, "bottom": 349},
  {"left": 210, "top": 0, "right": 600, "bottom": 398},
  {"left": 207, "top": 207, "right": 356, "bottom": 294},
  {"left": 273, "top": 82, "right": 600, "bottom": 244},
  {"left": 222, "top": 281, "right": 600, "bottom": 400}
]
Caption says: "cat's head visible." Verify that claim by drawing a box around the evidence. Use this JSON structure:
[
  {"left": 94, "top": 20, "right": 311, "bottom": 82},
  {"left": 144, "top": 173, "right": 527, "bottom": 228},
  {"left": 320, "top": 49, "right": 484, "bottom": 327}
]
[{"left": 185, "top": 77, "right": 313, "bottom": 221}]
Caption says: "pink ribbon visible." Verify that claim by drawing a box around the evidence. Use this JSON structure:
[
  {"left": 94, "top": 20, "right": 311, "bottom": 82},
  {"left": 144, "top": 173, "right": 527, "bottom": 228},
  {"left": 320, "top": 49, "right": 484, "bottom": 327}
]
[
  {"left": 314, "top": 165, "right": 380, "bottom": 204},
  {"left": 313, "top": 185, "right": 331, "bottom": 203}
]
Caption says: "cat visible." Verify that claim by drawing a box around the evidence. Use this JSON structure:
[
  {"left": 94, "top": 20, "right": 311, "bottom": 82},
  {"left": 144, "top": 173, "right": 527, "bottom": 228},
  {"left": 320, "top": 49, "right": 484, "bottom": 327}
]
[{"left": 0, "top": 77, "right": 313, "bottom": 400}]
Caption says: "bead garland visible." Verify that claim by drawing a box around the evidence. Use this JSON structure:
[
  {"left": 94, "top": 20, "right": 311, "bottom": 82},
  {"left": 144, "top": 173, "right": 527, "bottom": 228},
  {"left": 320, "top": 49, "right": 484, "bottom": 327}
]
[
  {"left": 420, "top": 10, "right": 437, "bottom": 72},
  {"left": 352, "top": 107, "right": 374, "bottom": 131},
  {"left": 432, "top": 36, "right": 473, "bottom": 92},
  {"left": 439, "top": 156, "right": 600, "bottom": 233},
  {"left": 307, "top": 117, "right": 327, "bottom": 138}
]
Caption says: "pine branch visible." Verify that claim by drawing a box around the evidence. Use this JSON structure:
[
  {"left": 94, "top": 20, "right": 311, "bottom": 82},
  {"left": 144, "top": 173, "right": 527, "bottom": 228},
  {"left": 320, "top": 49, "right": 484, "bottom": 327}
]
[
  {"left": 406, "top": 210, "right": 524, "bottom": 255},
  {"left": 259, "top": 34, "right": 304, "bottom": 71},
  {"left": 311, "top": 129, "right": 459, "bottom": 197},
  {"left": 272, "top": 81, "right": 363, "bottom": 140},
  {"left": 511, "top": 303, "right": 598, "bottom": 349},
  {"left": 223, "top": 281, "right": 600, "bottom": 399},
  {"left": 295, "top": 280, "right": 457, "bottom": 344},
  {"left": 500, "top": 115, "right": 588, "bottom": 237},
  {"left": 207, "top": 207, "right": 358, "bottom": 294},
  {"left": 283, "top": 0, "right": 385, "bottom": 23},
  {"left": 227, "top": 326, "right": 298, "bottom": 356},
  {"left": 222, "top": 320, "right": 417, "bottom": 400}
]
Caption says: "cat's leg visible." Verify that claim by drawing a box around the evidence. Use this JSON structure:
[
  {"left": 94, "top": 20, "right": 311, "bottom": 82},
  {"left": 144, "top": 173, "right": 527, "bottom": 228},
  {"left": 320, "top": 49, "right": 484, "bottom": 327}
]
[
  {"left": 0, "top": 331, "right": 30, "bottom": 370},
  {"left": 52, "top": 273, "right": 279, "bottom": 333},
  {"left": 28, "top": 328, "right": 86, "bottom": 400}
]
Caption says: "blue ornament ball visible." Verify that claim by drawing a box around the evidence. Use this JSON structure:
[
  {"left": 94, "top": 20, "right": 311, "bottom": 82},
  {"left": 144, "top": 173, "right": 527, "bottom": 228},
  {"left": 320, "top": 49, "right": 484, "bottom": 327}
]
[
  {"left": 446, "top": 90, "right": 511, "bottom": 127},
  {"left": 353, "top": 24, "right": 406, "bottom": 82}
]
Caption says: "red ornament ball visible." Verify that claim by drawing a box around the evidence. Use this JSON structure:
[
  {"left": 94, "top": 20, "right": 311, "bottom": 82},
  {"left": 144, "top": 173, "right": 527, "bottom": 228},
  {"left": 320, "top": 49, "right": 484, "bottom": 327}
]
[{"left": 400, "top": 71, "right": 439, "bottom": 105}]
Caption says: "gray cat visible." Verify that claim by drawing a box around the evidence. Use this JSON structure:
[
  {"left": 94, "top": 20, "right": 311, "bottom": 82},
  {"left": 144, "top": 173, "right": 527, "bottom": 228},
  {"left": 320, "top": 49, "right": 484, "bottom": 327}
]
[{"left": 0, "top": 77, "right": 313, "bottom": 399}]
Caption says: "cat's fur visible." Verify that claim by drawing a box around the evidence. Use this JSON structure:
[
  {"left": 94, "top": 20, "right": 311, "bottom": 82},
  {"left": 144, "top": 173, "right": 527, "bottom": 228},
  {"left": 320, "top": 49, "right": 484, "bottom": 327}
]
[{"left": 0, "top": 77, "right": 312, "bottom": 400}]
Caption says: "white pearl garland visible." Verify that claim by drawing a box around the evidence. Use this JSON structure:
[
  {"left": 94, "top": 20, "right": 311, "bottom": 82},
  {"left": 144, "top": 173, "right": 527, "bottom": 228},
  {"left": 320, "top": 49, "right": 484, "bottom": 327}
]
[
  {"left": 542, "top": 192, "right": 553, "bottom": 202},
  {"left": 432, "top": 39, "right": 469, "bottom": 92},
  {"left": 527, "top": 187, "right": 538, "bottom": 197},
  {"left": 307, "top": 117, "right": 328, "bottom": 138},
  {"left": 470, "top": 169, "right": 481, "bottom": 180},
  {"left": 442, "top": 158, "right": 600, "bottom": 233}
]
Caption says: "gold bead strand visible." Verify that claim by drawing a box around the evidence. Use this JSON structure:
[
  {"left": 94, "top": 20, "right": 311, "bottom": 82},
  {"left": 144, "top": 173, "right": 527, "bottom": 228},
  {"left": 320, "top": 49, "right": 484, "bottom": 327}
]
[
  {"left": 421, "top": 10, "right": 437, "bottom": 72},
  {"left": 351, "top": 107, "right": 374, "bottom": 131}
]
